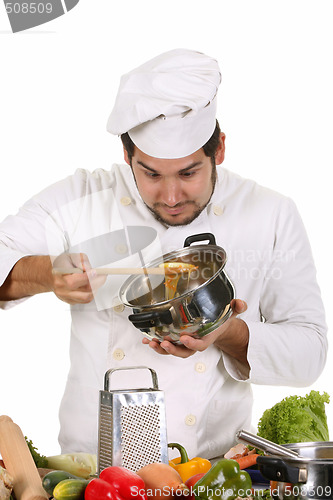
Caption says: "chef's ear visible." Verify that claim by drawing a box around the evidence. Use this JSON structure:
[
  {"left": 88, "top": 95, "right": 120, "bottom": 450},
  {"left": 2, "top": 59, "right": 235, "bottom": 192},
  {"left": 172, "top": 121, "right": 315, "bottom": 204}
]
[
  {"left": 123, "top": 146, "right": 131, "bottom": 166},
  {"left": 215, "top": 133, "right": 226, "bottom": 165}
]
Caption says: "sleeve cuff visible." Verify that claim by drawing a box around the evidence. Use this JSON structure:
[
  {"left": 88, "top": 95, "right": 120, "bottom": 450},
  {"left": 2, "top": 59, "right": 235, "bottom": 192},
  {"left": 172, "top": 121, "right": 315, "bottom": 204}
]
[
  {"left": 0, "top": 251, "right": 31, "bottom": 310},
  {"left": 221, "top": 351, "right": 251, "bottom": 382},
  {"left": 0, "top": 251, "right": 29, "bottom": 287}
]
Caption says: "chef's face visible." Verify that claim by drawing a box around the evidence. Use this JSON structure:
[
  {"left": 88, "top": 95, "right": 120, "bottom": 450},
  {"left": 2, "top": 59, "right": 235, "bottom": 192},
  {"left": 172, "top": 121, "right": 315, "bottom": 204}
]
[{"left": 124, "top": 133, "right": 226, "bottom": 226}]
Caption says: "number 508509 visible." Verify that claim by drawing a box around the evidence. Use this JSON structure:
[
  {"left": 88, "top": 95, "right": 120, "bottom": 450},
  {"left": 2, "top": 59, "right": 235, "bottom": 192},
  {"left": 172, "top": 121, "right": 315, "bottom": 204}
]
[{"left": 5, "top": 2, "right": 53, "bottom": 14}]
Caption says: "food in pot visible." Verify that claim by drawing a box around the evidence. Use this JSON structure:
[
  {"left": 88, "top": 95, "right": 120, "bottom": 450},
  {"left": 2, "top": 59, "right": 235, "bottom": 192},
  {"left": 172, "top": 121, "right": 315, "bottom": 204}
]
[
  {"left": 159, "top": 262, "right": 198, "bottom": 274},
  {"left": 159, "top": 262, "right": 198, "bottom": 300}
]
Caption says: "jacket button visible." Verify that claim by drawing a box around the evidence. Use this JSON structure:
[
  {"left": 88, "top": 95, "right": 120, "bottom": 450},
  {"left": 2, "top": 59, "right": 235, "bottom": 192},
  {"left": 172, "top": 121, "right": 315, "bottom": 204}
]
[
  {"left": 213, "top": 205, "right": 223, "bottom": 216},
  {"left": 185, "top": 414, "right": 196, "bottom": 426},
  {"left": 120, "top": 196, "right": 132, "bottom": 206},
  {"left": 113, "top": 303, "right": 125, "bottom": 313},
  {"left": 115, "top": 244, "right": 128, "bottom": 255},
  {"left": 195, "top": 362, "right": 206, "bottom": 373},
  {"left": 113, "top": 348, "right": 125, "bottom": 360}
]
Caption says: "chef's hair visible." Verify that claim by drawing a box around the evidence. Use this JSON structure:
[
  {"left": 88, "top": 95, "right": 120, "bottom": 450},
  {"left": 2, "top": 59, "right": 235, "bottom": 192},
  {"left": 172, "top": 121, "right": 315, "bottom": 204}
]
[{"left": 121, "top": 120, "right": 221, "bottom": 165}]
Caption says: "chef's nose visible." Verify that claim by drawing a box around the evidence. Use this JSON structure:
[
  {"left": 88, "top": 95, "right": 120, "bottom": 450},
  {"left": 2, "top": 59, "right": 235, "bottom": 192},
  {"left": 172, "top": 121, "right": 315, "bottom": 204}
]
[{"left": 162, "top": 179, "right": 182, "bottom": 206}]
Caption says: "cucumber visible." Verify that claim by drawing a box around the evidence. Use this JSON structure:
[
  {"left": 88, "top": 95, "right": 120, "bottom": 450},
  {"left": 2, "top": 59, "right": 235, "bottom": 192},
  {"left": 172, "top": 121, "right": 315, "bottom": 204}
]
[
  {"left": 53, "top": 478, "right": 90, "bottom": 500},
  {"left": 42, "top": 471, "right": 81, "bottom": 496}
]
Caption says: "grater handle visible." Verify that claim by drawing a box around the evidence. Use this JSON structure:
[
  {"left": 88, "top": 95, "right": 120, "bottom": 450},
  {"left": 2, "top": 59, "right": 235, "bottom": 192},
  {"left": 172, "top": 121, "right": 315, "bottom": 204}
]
[{"left": 104, "top": 366, "right": 159, "bottom": 391}]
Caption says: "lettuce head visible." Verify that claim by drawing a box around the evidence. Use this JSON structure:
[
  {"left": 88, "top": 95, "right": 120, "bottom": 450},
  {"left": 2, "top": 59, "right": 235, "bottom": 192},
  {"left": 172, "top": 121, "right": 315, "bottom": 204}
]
[{"left": 257, "top": 390, "right": 330, "bottom": 444}]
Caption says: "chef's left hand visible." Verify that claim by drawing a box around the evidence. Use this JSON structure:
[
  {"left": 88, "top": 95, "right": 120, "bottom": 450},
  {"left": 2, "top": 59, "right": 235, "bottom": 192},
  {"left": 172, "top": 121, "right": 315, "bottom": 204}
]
[{"left": 142, "top": 299, "right": 249, "bottom": 365}]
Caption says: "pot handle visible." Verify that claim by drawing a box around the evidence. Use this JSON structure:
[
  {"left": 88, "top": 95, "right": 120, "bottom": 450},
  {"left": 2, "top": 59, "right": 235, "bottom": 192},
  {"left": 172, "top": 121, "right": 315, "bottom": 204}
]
[
  {"left": 128, "top": 309, "right": 173, "bottom": 329},
  {"left": 184, "top": 232, "right": 216, "bottom": 247},
  {"left": 256, "top": 455, "right": 307, "bottom": 484}
]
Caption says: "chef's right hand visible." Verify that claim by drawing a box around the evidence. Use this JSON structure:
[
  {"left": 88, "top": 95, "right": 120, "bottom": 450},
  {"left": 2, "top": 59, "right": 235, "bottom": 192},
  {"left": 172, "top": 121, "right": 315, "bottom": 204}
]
[{"left": 52, "top": 253, "right": 106, "bottom": 305}]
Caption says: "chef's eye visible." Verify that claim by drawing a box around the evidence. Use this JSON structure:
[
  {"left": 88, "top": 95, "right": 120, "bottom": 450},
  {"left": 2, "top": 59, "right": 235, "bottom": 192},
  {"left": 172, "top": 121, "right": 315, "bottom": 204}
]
[
  {"left": 145, "top": 171, "right": 160, "bottom": 179},
  {"left": 181, "top": 170, "right": 196, "bottom": 178}
]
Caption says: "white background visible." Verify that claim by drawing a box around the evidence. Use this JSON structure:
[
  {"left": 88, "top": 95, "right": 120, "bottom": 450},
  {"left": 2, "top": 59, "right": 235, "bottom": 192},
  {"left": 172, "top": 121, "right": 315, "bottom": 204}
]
[{"left": 0, "top": 0, "right": 332, "bottom": 457}]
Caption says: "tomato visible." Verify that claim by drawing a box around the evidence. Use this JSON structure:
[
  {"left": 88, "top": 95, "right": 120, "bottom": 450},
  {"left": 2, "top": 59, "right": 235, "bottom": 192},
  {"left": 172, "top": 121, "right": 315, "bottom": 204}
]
[{"left": 185, "top": 473, "right": 206, "bottom": 500}]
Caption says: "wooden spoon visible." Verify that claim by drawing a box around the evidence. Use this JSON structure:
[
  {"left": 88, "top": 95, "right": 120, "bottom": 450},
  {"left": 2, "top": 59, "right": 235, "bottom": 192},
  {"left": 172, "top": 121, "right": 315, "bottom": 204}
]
[{"left": 52, "top": 262, "right": 197, "bottom": 276}]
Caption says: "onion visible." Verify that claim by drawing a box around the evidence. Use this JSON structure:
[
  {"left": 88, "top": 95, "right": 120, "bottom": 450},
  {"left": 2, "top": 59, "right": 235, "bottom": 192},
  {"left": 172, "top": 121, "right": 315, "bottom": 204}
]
[{"left": 136, "top": 463, "right": 189, "bottom": 500}]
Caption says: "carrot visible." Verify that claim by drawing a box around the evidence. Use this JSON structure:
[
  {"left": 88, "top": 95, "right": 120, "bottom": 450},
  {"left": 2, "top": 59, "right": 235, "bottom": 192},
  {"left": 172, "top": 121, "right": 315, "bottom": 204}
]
[{"left": 234, "top": 453, "right": 259, "bottom": 469}]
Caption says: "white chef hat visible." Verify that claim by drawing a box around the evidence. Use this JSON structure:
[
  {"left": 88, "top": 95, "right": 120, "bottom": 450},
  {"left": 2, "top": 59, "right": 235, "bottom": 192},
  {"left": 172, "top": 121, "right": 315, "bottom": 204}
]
[{"left": 106, "top": 48, "right": 221, "bottom": 159}]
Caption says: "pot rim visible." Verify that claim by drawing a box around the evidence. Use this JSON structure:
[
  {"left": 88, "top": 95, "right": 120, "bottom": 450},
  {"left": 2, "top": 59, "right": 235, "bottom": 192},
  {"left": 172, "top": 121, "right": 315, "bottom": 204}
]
[
  {"left": 284, "top": 441, "right": 333, "bottom": 448},
  {"left": 119, "top": 243, "right": 230, "bottom": 308},
  {"left": 261, "top": 454, "right": 333, "bottom": 466},
  {"left": 260, "top": 442, "right": 333, "bottom": 466}
]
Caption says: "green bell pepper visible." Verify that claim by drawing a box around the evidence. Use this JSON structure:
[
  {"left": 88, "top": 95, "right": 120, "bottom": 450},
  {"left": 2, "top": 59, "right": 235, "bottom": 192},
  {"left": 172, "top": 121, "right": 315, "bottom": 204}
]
[{"left": 193, "top": 458, "right": 252, "bottom": 500}]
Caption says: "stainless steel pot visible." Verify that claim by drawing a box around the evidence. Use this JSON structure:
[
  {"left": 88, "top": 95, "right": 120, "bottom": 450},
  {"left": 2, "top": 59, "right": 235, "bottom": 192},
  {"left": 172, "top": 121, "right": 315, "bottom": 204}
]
[
  {"left": 257, "top": 442, "right": 333, "bottom": 500},
  {"left": 119, "top": 233, "right": 235, "bottom": 343}
]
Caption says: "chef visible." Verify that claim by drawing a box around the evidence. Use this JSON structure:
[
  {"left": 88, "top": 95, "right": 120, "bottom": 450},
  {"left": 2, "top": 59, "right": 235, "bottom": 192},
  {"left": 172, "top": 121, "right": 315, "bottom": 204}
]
[{"left": 0, "top": 49, "right": 327, "bottom": 460}]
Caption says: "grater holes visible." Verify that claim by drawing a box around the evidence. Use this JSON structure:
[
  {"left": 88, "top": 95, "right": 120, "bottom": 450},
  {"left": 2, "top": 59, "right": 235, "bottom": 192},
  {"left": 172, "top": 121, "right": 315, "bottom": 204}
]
[
  {"left": 98, "top": 403, "right": 113, "bottom": 471},
  {"left": 120, "top": 403, "right": 162, "bottom": 471}
]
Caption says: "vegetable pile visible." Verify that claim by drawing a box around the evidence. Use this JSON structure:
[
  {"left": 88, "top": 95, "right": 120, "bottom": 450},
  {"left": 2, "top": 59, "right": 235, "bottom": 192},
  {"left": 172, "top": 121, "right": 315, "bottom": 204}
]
[
  {"left": 16, "top": 436, "right": 257, "bottom": 500},
  {"left": 257, "top": 390, "right": 330, "bottom": 444},
  {"left": 39, "top": 445, "right": 254, "bottom": 500}
]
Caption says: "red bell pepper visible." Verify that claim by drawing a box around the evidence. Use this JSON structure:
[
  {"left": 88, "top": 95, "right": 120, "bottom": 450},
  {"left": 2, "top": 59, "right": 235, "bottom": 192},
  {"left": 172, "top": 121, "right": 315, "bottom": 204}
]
[
  {"left": 85, "top": 466, "right": 147, "bottom": 500},
  {"left": 185, "top": 473, "right": 206, "bottom": 500}
]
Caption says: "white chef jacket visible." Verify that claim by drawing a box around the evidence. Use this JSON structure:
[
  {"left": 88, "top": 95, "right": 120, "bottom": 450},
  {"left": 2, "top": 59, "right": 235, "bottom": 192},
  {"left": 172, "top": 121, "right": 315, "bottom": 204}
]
[{"left": 0, "top": 164, "right": 327, "bottom": 460}]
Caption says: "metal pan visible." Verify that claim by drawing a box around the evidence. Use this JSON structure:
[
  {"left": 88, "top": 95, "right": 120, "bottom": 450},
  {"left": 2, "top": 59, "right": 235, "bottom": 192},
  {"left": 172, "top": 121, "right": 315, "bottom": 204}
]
[
  {"left": 256, "top": 442, "right": 333, "bottom": 500},
  {"left": 237, "top": 431, "right": 333, "bottom": 499},
  {"left": 119, "top": 233, "right": 235, "bottom": 343}
]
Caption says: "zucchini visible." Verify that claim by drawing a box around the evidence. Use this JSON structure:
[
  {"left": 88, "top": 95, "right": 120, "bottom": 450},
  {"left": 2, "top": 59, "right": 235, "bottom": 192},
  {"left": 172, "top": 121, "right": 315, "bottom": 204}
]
[
  {"left": 42, "top": 471, "right": 81, "bottom": 496},
  {"left": 53, "top": 478, "right": 90, "bottom": 500}
]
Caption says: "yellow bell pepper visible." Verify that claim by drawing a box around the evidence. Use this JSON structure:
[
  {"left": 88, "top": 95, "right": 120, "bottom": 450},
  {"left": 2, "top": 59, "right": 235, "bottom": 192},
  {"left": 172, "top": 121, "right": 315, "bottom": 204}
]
[{"left": 168, "top": 442, "right": 211, "bottom": 482}]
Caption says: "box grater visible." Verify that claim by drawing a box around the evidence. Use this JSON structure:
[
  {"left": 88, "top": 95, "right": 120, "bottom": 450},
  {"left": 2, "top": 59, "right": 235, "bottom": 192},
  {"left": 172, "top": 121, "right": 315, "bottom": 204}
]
[{"left": 97, "top": 366, "right": 168, "bottom": 474}]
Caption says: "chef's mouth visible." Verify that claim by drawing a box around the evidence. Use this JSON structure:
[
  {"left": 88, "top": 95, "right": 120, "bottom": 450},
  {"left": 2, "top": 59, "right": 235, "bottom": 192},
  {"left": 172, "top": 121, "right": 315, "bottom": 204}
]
[
  {"left": 156, "top": 201, "right": 196, "bottom": 215},
  {"left": 162, "top": 204, "right": 189, "bottom": 215}
]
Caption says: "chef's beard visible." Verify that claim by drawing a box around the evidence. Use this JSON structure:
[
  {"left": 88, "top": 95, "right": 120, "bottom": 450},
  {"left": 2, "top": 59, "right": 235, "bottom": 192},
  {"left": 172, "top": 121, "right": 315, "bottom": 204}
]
[{"left": 143, "top": 165, "right": 217, "bottom": 227}]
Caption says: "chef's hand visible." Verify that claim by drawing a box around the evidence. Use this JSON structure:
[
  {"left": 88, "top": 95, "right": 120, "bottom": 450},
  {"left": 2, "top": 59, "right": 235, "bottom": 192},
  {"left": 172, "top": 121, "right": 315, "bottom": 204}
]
[
  {"left": 52, "top": 253, "right": 106, "bottom": 305},
  {"left": 142, "top": 299, "right": 249, "bottom": 366}
]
